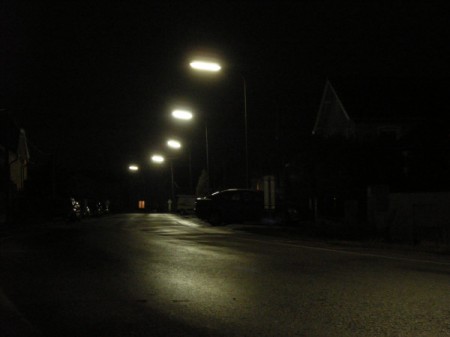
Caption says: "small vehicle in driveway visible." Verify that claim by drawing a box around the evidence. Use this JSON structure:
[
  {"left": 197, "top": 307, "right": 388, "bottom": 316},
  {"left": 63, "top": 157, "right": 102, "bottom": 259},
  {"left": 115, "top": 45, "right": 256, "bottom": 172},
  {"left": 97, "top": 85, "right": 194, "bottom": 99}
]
[{"left": 195, "top": 189, "right": 264, "bottom": 225}]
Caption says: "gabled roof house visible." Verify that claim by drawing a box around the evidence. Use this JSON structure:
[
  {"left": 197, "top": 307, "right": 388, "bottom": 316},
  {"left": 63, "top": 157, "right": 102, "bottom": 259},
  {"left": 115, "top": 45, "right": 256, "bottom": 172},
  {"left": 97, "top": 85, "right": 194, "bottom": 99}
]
[
  {"left": 312, "top": 79, "right": 433, "bottom": 142},
  {"left": 0, "top": 110, "right": 30, "bottom": 191}
]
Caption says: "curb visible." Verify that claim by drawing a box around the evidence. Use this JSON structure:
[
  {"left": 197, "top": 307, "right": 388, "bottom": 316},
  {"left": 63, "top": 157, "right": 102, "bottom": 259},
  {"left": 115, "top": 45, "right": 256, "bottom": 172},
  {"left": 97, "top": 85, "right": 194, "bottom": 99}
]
[
  {"left": 228, "top": 224, "right": 450, "bottom": 257},
  {"left": 0, "top": 289, "right": 40, "bottom": 337}
]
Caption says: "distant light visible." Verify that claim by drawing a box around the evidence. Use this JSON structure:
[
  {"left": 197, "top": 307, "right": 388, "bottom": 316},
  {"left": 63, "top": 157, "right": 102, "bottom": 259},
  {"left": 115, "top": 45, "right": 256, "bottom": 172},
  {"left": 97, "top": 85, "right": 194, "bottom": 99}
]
[
  {"left": 172, "top": 109, "right": 193, "bottom": 120},
  {"left": 129, "top": 165, "right": 139, "bottom": 171},
  {"left": 151, "top": 154, "right": 165, "bottom": 163},
  {"left": 167, "top": 139, "right": 181, "bottom": 149},
  {"left": 190, "top": 60, "right": 221, "bottom": 72}
]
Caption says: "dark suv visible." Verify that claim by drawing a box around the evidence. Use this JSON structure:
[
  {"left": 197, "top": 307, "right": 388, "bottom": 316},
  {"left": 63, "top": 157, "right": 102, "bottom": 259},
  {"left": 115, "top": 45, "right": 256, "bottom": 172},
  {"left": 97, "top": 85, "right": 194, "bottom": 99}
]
[{"left": 195, "top": 189, "right": 264, "bottom": 225}]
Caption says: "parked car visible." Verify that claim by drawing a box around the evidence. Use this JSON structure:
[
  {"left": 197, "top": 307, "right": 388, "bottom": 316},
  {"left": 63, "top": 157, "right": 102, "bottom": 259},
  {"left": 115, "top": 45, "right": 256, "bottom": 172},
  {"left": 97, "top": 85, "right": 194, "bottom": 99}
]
[{"left": 195, "top": 189, "right": 264, "bottom": 225}]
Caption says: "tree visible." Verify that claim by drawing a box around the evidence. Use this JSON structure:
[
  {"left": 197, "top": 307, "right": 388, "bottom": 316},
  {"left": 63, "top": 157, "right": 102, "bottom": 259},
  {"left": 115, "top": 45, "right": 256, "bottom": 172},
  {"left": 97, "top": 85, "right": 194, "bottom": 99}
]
[{"left": 195, "top": 169, "right": 210, "bottom": 197}]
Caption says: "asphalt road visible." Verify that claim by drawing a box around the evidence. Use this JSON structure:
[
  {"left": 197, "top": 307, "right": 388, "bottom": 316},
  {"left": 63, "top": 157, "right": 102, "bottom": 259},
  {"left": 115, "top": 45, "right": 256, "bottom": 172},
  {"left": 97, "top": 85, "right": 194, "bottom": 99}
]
[{"left": 1, "top": 213, "right": 450, "bottom": 336}]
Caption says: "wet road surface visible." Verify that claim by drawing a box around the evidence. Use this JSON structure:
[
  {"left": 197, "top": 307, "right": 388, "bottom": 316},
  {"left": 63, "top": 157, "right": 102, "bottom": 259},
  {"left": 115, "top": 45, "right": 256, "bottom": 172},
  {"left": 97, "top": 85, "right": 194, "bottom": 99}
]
[{"left": 1, "top": 213, "right": 450, "bottom": 336}]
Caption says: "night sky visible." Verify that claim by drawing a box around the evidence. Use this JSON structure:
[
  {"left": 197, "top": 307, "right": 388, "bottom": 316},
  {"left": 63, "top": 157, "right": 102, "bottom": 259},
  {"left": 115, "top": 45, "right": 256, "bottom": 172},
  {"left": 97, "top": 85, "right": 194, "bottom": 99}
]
[{"left": 3, "top": 2, "right": 450, "bottom": 183}]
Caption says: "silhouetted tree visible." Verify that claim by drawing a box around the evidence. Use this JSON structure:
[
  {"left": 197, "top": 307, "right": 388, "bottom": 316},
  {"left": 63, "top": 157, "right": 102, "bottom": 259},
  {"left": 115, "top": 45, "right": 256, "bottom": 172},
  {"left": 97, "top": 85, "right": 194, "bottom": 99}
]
[{"left": 196, "top": 169, "right": 209, "bottom": 197}]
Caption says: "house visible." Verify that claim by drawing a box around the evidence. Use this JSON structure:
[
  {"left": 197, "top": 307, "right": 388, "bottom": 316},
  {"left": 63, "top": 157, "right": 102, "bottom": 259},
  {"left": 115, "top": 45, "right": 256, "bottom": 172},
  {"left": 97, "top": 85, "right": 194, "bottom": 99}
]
[
  {"left": 311, "top": 78, "right": 450, "bottom": 188},
  {"left": 0, "top": 110, "right": 30, "bottom": 225},
  {"left": 312, "top": 79, "right": 426, "bottom": 142},
  {"left": 309, "top": 79, "right": 450, "bottom": 242}
]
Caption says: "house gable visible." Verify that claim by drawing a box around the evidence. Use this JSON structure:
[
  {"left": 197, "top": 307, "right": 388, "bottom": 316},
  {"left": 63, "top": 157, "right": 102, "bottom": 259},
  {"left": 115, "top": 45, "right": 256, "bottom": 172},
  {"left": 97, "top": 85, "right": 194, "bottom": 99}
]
[
  {"left": 0, "top": 111, "right": 30, "bottom": 191},
  {"left": 312, "top": 80, "right": 355, "bottom": 138}
]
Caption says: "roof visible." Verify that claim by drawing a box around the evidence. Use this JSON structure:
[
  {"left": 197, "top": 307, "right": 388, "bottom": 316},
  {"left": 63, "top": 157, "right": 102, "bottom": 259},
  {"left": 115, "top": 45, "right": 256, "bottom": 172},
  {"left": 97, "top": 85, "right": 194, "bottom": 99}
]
[{"left": 323, "top": 77, "right": 449, "bottom": 124}]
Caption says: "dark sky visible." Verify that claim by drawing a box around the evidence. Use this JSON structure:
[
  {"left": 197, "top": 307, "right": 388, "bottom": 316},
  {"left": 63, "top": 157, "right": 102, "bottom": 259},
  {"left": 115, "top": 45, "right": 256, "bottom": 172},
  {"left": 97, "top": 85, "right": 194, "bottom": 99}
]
[{"left": 3, "top": 2, "right": 450, "bottom": 176}]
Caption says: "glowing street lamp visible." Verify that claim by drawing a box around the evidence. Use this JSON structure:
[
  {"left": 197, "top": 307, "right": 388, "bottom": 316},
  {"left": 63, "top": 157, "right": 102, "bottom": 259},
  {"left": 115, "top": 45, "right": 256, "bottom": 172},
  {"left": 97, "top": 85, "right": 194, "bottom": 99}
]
[
  {"left": 189, "top": 60, "right": 221, "bottom": 72},
  {"left": 151, "top": 154, "right": 165, "bottom": 163},
  {"left": 151, "top": 153, "right": 174, "bottom": 210},
  {"left": 128, "top": 165, "right": 139, "bottom": 171},
  {"left": 172, "top": 109, "right": 193, "bottom": 120},
  {"left": 189, "top": 58, "right": 249, "bottom": 188},
  {"left": 167, "top": 139, "right": 181, "bottom": 149},
  {"left": 171, "top": 108, "right": 210, "bottom": 182}
]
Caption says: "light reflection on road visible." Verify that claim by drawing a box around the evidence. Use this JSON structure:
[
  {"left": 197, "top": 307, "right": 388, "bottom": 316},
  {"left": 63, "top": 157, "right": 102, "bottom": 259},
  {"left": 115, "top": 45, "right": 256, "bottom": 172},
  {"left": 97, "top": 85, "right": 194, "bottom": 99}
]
[
  {"left": 164, "top": 214, "right": 203, "bottom": 228},
  {"left": 122, "top": 213, "right": 450, "bottom": 336},
  {"left": 137, "top": 219, "right": 257, "bottom": 333}
]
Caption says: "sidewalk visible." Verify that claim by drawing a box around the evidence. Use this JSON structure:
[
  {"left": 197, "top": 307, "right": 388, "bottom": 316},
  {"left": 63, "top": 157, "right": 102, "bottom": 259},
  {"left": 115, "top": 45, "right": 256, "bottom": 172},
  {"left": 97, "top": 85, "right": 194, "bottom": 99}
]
[
  {"left": 0, "top": 229, "right": 42, "bottom": 337},
  {"left": 226, "top": 221, "right": 450, "bottom": 262},
  {"left": 0, "top": 289, "right": 40, "bottom": 337},
  {"left": 179, "top": 213, "right": 450, "bottom": 256},
  {"left": 0, "top": 220, "right": 68, "bottom": 336},
  {"left": 0, "top": 217, "right": 71, "bottom": 238}
]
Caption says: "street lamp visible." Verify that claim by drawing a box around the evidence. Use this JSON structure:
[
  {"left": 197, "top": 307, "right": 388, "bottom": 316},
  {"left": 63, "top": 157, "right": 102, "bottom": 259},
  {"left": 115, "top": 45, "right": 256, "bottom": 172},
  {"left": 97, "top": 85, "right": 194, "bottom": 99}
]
[
  {"left": 151, "top": 135, "right": 184, "bottom": 210},
  {"left": 128, "top": 165, "right": 139, "bottom": 171},
  {"left": 171, "top": 108, "right": 210, "bottom": 184},
  {"left": 127, "top": 164, "right": 141, "bottom": 211},
  {"left": 189, "top": 59, "right": 249, "bottom": 188},
  {"left": 167, "top": 139, "right": 181, "bottom": 149},
  {"left": 151, "top": 153, "right": 175, "bottom": 211},
  {"left": 189, "top": 61, "right": 221, "bottom": 72},
  {"left": 172, "top": 109, "right": 193, "bottom": 120},
  {"left": 151, "top": 154, "right": 165, "bottom": 163}
]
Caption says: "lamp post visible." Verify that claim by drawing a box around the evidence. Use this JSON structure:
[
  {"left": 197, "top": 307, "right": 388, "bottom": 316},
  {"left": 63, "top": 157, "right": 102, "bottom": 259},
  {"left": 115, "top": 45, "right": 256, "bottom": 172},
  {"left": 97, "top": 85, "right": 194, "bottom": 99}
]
[
  {"left": 151, "top": 154, "right": 175, "bottom": 210},
  {"left": 166, "top": 139, "right": 182, "bottom": 204},
  {"left": 127, "top": 164, "right": 140, "bottom": 211},
  {"left": 171, "top": 108, "right": 210, "bottom": 189},
  {"left": 242, "top": 74, "right": 249, "bottom": 189},
  {"left": 189, "top": 59, "right": 249, "bottom": 188},
  {"left": 151, "top": 137, "right": 183, "bottom": 210}
]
